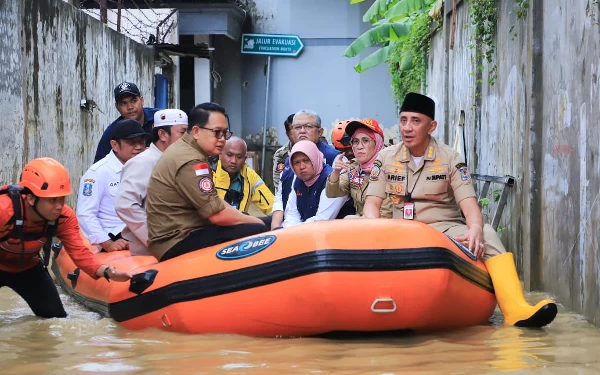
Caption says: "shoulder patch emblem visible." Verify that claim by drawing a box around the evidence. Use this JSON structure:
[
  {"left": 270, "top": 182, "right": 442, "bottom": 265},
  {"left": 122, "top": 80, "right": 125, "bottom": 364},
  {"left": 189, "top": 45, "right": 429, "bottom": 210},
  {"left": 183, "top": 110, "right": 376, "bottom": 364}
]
[
  {"left": 369, "top": 164, "right": 381, "bottom": 181},
  {"left": 459, "top": 167, "right": 470, "bottom": 181},
  {"left": 82, "top": 181, "right": 93, "bottom": 196},
  {"left": 199, "top": 177, "right": 214, "bottom": 193},
  {"left": 455, "top": 162, "right": 467, "bottom": 169}
]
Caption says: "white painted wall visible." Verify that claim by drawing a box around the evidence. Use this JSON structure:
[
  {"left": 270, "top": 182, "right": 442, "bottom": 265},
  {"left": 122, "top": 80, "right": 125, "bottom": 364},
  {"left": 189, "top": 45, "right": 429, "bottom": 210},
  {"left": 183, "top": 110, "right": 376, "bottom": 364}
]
[{"left": 194, "top": 34, "right": 212, "bottom": 105}]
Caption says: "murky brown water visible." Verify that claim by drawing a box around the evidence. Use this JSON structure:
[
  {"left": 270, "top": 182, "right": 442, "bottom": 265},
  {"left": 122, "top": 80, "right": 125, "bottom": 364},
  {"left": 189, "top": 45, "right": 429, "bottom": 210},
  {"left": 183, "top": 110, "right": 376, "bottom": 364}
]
[{"left": 1, "top": 286, "right": 599, "bottom": 375}]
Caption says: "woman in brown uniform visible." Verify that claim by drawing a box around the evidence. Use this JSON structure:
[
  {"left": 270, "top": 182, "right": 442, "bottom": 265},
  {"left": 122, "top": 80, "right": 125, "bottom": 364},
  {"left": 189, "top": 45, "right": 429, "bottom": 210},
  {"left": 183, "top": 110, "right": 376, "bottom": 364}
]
[{"left": 325, "top": 118, "right": 392, "bottom": 218}]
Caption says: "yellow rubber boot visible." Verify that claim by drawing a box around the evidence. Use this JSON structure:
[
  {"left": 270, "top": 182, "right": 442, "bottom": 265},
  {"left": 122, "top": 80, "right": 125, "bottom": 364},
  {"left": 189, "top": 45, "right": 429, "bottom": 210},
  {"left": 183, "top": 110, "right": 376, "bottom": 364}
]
[{"left": 485, "top": 252, "right": 557, "bottom": 327}]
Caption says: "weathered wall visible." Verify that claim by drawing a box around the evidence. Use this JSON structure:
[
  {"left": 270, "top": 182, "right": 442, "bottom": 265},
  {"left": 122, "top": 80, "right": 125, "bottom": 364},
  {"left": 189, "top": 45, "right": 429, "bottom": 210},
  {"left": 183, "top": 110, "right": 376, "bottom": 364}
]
[
  {"left": 427, "top": 0, "right": 600, "bottom": 323},
  {"left": 0, "top": 0, "right": 154, "bottom": 206}
]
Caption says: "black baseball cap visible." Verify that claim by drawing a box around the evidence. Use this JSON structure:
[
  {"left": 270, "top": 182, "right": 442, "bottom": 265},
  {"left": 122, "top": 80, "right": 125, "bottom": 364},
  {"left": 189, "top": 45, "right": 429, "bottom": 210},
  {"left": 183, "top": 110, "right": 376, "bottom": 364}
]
[
  {"left": 114, "top": 81, "right": 141, "bottom": 101},
  {"left": 110, "top": 119, "right": 151, "bottom": 141}
]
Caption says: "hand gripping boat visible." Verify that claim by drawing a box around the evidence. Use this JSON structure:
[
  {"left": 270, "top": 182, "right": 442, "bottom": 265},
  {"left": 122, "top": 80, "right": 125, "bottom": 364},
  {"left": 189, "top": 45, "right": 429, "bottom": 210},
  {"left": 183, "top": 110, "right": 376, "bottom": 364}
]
[{"left": 51, "top": 219, "right": 497, "bottom": 337}]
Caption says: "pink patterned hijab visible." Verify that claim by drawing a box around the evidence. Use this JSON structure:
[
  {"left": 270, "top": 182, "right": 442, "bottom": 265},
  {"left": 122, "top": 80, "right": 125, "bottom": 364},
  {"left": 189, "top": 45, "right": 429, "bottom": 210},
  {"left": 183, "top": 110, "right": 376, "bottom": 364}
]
[
  {"left": 352, "top": 128, "right": 385, "bottom": 173},
  {"left": 289, "top": 140, "right": 324, "bottom": 187}
]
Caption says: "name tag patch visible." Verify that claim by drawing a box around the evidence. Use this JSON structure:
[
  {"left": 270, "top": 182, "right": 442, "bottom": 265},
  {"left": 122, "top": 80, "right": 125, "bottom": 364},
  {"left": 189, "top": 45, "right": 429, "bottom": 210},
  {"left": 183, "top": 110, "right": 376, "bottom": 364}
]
[
  {"left": 426, "top": 174, "right": 447, "bottom": 181},
  {"left": 387, "top": 174, "right": 405, "bottom": 182}
]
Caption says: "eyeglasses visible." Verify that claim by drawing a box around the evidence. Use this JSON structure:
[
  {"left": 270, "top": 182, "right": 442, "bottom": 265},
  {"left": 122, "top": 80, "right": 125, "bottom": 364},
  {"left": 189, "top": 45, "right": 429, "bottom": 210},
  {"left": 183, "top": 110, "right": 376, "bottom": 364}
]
[
  {"left": 199, "top": 127, "right": 233, "bottom": 140},
  {"left": 291, "top": 123, "right": 319, "bottom": 131},
  {"left": 351, "top": 138, "right": 373, "bottom": 147}
]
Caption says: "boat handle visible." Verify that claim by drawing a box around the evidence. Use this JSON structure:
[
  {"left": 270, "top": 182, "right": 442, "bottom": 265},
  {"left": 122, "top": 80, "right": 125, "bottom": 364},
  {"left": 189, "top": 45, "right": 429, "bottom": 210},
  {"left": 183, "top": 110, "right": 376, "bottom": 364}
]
[
  {"left": 371, "top": 298, "right": 397, "bottom": 313},
  {"left": 160, "top": 314, "right": 172, "bottom": 328}
]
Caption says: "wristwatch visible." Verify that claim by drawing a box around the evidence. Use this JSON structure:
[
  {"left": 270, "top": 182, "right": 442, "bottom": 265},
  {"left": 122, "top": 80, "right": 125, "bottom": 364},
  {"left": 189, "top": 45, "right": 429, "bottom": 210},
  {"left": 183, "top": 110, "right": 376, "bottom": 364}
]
[{"left": 103, "top": 266, "right": 111, "bottom": 281}]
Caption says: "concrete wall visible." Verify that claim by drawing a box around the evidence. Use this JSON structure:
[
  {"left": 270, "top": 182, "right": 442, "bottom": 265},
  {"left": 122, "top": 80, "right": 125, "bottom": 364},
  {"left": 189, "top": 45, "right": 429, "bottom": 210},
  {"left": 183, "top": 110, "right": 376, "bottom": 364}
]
[
  {"left": 213, "top": 0, "right": 399, "bottom": 148},
  {"left": 0, "top": 0, "right": 154, "bottom": 206},
  {"left": 427, "top": 0, "right": 600, "bottom": 323}
]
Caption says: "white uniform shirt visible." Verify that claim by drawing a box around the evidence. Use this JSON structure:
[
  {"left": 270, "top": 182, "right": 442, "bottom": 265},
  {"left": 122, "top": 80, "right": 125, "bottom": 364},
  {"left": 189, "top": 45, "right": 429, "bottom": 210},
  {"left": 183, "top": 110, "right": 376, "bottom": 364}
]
[
  {"left": 77, "top": 151, "right": 126, "bottom": 245},
  {"left": 273, "top": 155, "right": 349, "bottom": 213},
  {"left": 115, "top": 144, "right": 162, "bottom": 256},
  {"left": 282, "top": 183, "right": 347, "bottom": 228}
]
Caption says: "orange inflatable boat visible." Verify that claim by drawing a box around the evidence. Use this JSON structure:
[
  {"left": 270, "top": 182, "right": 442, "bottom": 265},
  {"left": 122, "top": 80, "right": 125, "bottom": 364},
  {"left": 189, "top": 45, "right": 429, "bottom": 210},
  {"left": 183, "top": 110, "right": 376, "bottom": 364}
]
[{"left": 51, "top": 219, "right": 497, "bottom": 337}]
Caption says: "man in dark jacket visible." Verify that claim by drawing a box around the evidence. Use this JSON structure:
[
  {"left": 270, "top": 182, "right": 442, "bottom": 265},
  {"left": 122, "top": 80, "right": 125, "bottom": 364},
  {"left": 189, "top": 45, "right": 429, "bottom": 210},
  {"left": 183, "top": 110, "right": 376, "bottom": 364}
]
[{"left": 93, "top": 81, "right": 159, "bottom": 163}]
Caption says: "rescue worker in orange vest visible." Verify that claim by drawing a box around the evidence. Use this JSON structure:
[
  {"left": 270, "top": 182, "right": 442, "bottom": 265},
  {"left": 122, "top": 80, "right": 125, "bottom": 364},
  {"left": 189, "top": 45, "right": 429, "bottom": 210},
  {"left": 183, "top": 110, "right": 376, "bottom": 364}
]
[{"left": 0, "top": 158, "right": 132, "bottom": 318}]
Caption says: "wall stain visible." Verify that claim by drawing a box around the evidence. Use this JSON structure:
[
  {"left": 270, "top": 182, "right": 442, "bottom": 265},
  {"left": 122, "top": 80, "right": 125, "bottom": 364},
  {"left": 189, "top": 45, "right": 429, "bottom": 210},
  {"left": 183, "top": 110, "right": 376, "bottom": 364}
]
[
  {"left": 55, "top": 86, "right": 64, "bottom": 151},
  {"left": 3, "top": 0, "right": 154, "bottom": 200}
]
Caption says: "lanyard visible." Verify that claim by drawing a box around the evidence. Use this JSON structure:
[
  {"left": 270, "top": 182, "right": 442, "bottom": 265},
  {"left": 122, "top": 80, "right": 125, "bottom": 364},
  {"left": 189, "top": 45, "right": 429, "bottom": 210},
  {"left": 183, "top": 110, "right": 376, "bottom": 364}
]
[{"left": 405, "top": 163, "right": 425, "bottom": 202}]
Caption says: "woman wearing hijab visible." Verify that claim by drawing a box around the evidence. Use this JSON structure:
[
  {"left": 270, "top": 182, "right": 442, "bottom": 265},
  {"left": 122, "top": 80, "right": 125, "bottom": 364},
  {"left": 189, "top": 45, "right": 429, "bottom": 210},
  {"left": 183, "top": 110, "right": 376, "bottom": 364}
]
[
  {"left": 282, "top": 140, "right": 348, "bottom": 228},
  {"left": 326, "top": 118, "right": 392, "bottom": 218}
]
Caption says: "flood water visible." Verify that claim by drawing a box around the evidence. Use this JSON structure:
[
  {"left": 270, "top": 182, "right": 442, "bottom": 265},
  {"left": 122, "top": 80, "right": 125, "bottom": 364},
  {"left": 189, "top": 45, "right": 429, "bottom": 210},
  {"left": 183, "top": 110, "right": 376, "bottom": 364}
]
[{"left": 1, "top": 285, "right": 599, "bottom": 375}]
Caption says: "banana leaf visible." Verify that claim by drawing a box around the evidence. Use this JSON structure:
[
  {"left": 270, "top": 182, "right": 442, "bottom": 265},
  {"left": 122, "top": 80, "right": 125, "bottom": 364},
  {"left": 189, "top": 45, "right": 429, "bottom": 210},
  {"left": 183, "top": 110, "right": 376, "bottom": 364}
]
[
  {"left": 353, "top": 44, "right": 393, "bottom": 72},
  {"left": 399, "top": 49, "right": 413, "bottom": 70},
  {"left": 384, "top": 0, "right": 437, "bottom": 22},
  {"left": 362, "top": 0, "right": 400, "bottom": 23},
  {"left": 343, "top": 20, "right": 412, "bottom": 57}
]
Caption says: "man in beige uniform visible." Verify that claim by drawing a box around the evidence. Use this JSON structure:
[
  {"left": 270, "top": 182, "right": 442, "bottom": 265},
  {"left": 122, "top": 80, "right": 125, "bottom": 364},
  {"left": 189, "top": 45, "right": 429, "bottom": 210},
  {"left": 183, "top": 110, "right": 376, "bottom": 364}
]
[
  {"left": 364, "top": 93, "right": 557, "bottom": 328},
  {"left": 146, "top": 102, "right": 268, "bottom": 262},
  {"left": 272, "top": 114, "right": 294, "bottom": 193},
  {"left": 116, "top": 109, "right": 188, "bottom": 256}
]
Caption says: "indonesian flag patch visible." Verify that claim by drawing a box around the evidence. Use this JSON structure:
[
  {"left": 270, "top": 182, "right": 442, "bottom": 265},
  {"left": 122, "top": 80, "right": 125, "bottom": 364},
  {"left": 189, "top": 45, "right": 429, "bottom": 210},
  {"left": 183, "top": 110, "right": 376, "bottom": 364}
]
[{"left": 194, "top": 163, "right": 209, "bottom": 176}]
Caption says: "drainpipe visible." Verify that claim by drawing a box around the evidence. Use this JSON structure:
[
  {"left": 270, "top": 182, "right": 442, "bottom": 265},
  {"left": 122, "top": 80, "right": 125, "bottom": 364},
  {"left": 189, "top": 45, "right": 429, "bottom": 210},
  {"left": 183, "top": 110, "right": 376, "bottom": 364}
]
[{"left": 524, "top": 0, "right": 544, "bottom": 291}]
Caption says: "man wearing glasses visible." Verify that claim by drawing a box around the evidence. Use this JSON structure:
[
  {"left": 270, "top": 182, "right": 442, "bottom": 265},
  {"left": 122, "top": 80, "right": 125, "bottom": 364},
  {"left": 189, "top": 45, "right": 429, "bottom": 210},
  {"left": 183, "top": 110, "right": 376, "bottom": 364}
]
[
  {"left": 270, "top": 109, "right": 341, "bottom": 229},
  {"left": 145, "top": 102, "right": 268, "bottom": 262}
]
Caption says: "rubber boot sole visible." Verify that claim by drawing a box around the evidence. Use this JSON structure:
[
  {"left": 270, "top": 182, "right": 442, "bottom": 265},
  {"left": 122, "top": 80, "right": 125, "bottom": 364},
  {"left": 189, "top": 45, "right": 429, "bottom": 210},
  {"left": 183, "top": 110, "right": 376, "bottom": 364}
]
[{"left": 514, "top": 303, "right": 558, "bottom": 328}]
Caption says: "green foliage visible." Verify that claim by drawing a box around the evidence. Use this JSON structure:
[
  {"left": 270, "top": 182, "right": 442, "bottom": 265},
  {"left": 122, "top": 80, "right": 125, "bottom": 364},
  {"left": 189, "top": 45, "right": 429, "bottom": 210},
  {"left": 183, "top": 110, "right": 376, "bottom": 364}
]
[
  {"left": 479, "top": 188, "right": 505, "bottom": 237},
  {"left": 353, "top": 44, "right": 393, "bottom": 73},
  {"left": 587, "top": 0, "right": 600, "bottom": 26},
  {"left": 514, "top": 0, "right": 529, "bottom": 19},
  {"left": 346, "top": 0, "right": 437, "bottom": 73},
  {"left": 509, "top": 0, "right": 529, "bottom": 39},
  {"left": 385, "top": 0, "right": 438, "bottom": 21},
  {"left": 469, "top": 0, "right": 498, "bottom": 87},
  {"left": 362, "top": 0, "right": 401, "bottom": 23},
  {"left": 388, "top": 12, "right": 433, "bottom": 104},
  {"left": 343, "top": 21, "right": 412, "bottom": 58}
]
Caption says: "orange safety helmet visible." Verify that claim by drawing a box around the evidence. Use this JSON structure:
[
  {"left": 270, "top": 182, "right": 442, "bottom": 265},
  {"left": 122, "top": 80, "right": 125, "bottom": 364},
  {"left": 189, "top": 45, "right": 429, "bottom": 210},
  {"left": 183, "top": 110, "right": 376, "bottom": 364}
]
[
  {"left": 332, "top": 120, "right": 352, "bottom": 149},
  {"left": 19, "top": 158, "right": 72, "bottom": 198}
]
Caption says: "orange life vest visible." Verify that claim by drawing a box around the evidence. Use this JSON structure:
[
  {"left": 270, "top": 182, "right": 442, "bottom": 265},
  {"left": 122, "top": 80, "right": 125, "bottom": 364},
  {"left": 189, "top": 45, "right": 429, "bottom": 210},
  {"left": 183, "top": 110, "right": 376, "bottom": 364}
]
[{"left": 0, "top": 185, "right": 58, "bottom": 267}]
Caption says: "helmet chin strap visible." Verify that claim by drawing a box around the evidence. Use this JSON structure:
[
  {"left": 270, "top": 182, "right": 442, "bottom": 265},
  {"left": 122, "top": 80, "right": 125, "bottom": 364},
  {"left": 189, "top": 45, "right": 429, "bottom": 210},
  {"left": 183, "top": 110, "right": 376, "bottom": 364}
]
[{"left": 30, "top": 197, "right": 51, "bottom": 222}]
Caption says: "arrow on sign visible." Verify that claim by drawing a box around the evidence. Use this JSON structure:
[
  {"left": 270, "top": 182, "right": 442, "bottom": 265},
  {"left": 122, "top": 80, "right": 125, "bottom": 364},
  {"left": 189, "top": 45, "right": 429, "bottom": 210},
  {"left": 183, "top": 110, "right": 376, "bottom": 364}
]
[{"left": 241, "top": 33, "right": 304, "bottom": 57}]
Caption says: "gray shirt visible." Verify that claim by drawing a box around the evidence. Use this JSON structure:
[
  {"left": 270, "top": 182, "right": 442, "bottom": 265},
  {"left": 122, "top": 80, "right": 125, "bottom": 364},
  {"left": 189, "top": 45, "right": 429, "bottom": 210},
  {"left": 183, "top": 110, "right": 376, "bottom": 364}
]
[{"left": 115, "top": 143, "right": 162, "bottom": 256}]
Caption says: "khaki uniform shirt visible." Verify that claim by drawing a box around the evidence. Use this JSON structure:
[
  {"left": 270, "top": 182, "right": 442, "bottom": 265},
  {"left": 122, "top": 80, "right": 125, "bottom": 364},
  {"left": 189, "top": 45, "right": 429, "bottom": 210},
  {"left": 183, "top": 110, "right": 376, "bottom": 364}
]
[
  {"left": 325, "top": 160, "right": 393, "bottom": 218},
  {"left": 366, "top": 137, "right": 476, "bottom": 232},
  {"left": 272, "top": 141, "right": 291, "bottom": 194},
  {"left": 146, "top": 133, "right": 226, "bottom": 259}
]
